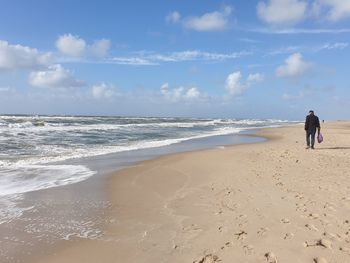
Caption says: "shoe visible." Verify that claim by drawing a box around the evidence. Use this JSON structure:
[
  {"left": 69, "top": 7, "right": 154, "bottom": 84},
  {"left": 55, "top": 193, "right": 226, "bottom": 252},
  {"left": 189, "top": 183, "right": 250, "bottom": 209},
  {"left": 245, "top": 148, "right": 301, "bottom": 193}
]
[
  {"left": 306, "top": 146, "right": 310, "bottom": 149},
  {"left": 311, "top": 146, "right": 314, "bottom": 149}
]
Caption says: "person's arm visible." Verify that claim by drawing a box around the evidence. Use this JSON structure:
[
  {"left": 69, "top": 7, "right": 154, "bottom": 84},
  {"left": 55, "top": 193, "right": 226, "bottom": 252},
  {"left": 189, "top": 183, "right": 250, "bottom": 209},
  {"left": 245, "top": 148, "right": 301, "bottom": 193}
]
[
  {"left": 316, "top": 117, "right": 321, "bottom": 133},
  {"left": 304, "top": 116, "right": 309, "bottom": 131}
]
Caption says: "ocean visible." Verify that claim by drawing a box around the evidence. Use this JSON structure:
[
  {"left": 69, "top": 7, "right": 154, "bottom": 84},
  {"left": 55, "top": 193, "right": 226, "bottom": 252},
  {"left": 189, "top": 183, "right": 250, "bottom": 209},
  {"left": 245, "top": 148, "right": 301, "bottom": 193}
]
[{"left": 0, "top": 115, "right": 296, "bottom": 248}]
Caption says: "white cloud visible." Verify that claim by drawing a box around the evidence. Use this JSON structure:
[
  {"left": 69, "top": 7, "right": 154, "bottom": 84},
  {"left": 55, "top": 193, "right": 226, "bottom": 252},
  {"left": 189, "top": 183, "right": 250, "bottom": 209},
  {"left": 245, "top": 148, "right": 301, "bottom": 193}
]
[
  {"left": 225, "top": 71, "right": 264, "bottom": 96},
  {"left": 184, "top": 87, "right": 200, "bottom": 99},
  {"left": 29, "top": 64, "right": 84, "bottom": 88},
  {"left": 266, "top": 45, "right": 302, "bottom": 56},
  {"left": 161, "top": 83, "right": 183, "bottom": 101},
  {"left": 315, "top": 0, "right": 350, "bottom": 21},
  {"left": 166, "top": 11, "right": 181, "bottom": 23},
  {"left": 56, "top": 34, "right": 86, "bottom": 57},
  {"left": 90, "top": 39, "right": 111, "bottom": 58},
  {"left": 239, "top": 38, "right": 262, "bottom": 44},
  {"left": 0, "top": 40, "right": 52, "bottom": 70},
  {"left": 225, "top": 71, "right": 245, "bottom": 96},
  {"left": 160, "top": 83, "right": 201, "bottom": 101},
  {"left": 183, "top": 6, "right": 232, "bottom": 31},
  {"left": 91, "top": 83, "right": 115, "bottom": 99},
  {"left": 257, "top": 0, "right": 307, "bottom": 26},
  {"left": 56, "top": 34, "right": 111, "bottom": 58},
  {"left": 319, "top": 42, "right": 348, "bottom": 50},
  {"left": 253, "top": 27, "right": 350, "bottom": 34},
  {"left": 111, "top": 57, "right": 156, "bottom": 65},
  {"left": 256, "top": 0, "right": 350, "bottom": 28},
  {"left": 110, "top": 50, "right": 250, "bottom": 66},
  {"left": 247, "top": 73, "right": 264, "bottom": 83},
  {"left": 276, "top": 53, "right": 311, "bottom": 77},
  {"left": 150, "top": 50, "right": 250, "bottom": 62}
]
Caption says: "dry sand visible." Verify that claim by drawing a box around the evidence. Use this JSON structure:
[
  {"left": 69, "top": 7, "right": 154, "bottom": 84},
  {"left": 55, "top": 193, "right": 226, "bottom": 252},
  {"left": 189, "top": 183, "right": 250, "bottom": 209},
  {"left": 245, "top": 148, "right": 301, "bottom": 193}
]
[{"left": 35, "top": 122, "right": 350, "bottom": 263}]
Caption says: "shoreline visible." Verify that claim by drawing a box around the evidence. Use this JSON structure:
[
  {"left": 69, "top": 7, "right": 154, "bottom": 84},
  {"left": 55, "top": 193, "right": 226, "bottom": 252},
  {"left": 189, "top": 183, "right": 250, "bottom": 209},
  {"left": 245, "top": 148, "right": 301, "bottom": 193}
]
[
  {"left": 17, "top": 122, "right": 350, "bottom": 262},
  {"left": 0, "top": 127, "right": 266, "bottom": 263}
]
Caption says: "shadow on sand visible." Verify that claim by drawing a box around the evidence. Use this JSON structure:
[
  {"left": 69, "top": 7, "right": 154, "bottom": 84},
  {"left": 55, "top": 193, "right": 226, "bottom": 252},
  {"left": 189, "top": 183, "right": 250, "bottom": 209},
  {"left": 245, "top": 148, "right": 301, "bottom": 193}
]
[{"left": 316, "top": 147, "right": 350, "bottom": 150}]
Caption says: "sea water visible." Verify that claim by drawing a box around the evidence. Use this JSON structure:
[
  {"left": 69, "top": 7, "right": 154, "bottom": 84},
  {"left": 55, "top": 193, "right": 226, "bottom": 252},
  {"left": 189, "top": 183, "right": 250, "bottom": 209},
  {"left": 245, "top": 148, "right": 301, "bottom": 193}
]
[{"left": 0, "top": 115, "right": 296, "bottom": 245}]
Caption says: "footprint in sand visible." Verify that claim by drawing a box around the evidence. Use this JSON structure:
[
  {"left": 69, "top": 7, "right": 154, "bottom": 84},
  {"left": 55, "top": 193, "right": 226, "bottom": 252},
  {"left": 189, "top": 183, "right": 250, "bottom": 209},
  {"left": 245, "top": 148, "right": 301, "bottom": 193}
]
[
  {"left": 323, "top": 203, "right": 336, "bottom": 211},
  {"left": 215, "top": 210, "right": 223, "bottom": 215},
  {"left": 322, "top": 232, "right": 341, "bottom": 241},
  {"left": 220, "top": 200, "right": 238, "bottom": 212},
  {"left": 309, "top": 213, "right": 320, "bottom": 219},
  {"left": 303, "top": 239, "right": 332, "bottom": 249},
  {"left": 220, "top": 241, "right": 233, "bottom": 250},
  {"left": 183, "top": 224, "right": 201, "bottom": 232},
  {"left": 295, "top": 193, "right": 304, "bottom": 200},
  {"left": 339, "top": 246, "right": 350, "bottom": 255},
  {"left": 182, "top": 224, "right": 202, "bottom": 238},
  {"left": 193, "top": 254, "right": 219, "bottom": 263},
  {"left": 275, "top": 182, "right": 284, "bottom": 187},
  {"left": 235, "top": 230, "right": 248, "bottom": 240},
  {"left": 283, "top": 233, "right": 294, "bottom": 240},
  {"left": 243, "top": 245, "right": 254, "bottom": 255},
  {"left": 257, "top": 227, "right": 269, "bottom": 236},
  {"left": 281, "top": 218, "right": 290, "bottom": 224},
  {"left": 237, "top": 214, "right": 247, "bottom": 219},
  {"left": 296, "top": 203, "right": 308, "bottom": 213},
  {"left": 264, "top": 252, "right": 277, "bottom": 263},
  {"left": 305, "top": 223, "right": 319, "bottom": 231},
  {"left": 313, "top": 257, "right": 328, "bottom": 263}
]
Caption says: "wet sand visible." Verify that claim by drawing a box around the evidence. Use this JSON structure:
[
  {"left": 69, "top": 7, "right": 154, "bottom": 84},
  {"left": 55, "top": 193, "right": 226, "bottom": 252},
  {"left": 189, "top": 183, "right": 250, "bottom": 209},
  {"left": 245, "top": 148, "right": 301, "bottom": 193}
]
[{"left": 34, "top": 122, "right": 350, "bottom": 263}]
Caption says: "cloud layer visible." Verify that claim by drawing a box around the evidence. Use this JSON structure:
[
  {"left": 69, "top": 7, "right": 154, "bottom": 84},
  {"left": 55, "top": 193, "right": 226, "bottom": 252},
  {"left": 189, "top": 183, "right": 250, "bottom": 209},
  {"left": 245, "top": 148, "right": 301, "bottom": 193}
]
[
  {"left": 0, "top": 40, "right": 52, "bottom": 70},
  {"left": 257, "top": 0, "right": 307, "bottom": 26},
  {"left": 167, "top": 6, "right": 233, "bottom": 32},
  {"left": 111, "top": 50, "right": 250, "bottom": 65},
  {"left": 276, "top": 53, "right": 311, "bottom": 77},
  {"left": 56, "top": 34, "right": 111, "bottom": 58},
  {"left": 91, "top": 83, "right": 115, "bottom": 99},
  {"left": 160, "top": 83, "right": 201, "bottom": 101},
  {"left": 29, "top": 64, "right": 84, "bottom": 88},
  {"left": 225, "top": 71, "right": 264, "bottom": 96},
  {"left": 257, "top": 0, "right": 350, "bottom": 27},
  {"left": 313, "top": 0, "right": 350, "bottom": 21}
]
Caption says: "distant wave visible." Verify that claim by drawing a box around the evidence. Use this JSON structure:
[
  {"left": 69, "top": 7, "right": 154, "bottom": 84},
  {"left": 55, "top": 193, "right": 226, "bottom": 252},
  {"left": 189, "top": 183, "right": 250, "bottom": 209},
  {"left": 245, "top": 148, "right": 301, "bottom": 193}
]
[
  {"left": 0, "top": 115, "right": 298, "bottom": 198},
  {"left": 0, "top": 115, "right": 300, "bottom": 226}
]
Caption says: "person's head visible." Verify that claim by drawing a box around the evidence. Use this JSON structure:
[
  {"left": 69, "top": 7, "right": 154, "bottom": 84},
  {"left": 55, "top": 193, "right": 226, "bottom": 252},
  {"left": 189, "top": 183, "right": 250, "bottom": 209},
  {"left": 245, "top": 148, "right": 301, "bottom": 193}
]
[{"left": 309, "top": 110, "right": 314, "bottom": 115}]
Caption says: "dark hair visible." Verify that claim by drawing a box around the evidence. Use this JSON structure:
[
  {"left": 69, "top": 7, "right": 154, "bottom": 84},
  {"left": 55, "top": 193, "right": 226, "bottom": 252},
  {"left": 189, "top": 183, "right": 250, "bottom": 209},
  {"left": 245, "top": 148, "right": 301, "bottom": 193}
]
[{"left": 309, "top": 110, "right": 314, "bottom": 113}]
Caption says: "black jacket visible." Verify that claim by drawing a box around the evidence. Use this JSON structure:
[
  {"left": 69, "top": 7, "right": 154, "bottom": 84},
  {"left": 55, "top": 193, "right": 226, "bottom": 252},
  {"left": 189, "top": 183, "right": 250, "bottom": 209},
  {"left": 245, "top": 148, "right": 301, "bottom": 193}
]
[{"left": 304, "top": 114, "right": 320, "bottom": 132}]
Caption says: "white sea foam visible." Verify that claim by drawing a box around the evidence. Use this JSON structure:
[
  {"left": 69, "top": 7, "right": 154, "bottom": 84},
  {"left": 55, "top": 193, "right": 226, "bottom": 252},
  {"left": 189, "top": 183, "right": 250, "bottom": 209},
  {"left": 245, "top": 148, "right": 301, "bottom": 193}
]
[
  {"left": 0, "top": 126, "right": 243, "bottom": 168},
  {"left": 0, "top": 117, "right": 295, "bottom": 132},
  {"left": 0, "top": 195, "right": 33, "bottom": 225},
  {"left": 3, "top": 120, "right": 214, "bottom": 131},
  {"left": 0, "top": 164, "right": 95, "bottom": 196}
]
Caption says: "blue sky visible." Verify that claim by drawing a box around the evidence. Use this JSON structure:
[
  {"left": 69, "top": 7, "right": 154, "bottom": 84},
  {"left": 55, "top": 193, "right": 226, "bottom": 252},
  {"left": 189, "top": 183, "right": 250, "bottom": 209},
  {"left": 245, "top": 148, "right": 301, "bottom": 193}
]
[{"left": 0, "top": 0, "right": 349, "bottom": 120}]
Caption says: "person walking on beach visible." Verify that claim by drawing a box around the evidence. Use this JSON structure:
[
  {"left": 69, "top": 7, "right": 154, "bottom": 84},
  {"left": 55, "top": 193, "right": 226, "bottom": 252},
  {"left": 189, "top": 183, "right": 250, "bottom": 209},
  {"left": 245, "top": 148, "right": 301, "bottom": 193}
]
[{"left": 304, "top": 110, "right": 320, "bottom": 149}]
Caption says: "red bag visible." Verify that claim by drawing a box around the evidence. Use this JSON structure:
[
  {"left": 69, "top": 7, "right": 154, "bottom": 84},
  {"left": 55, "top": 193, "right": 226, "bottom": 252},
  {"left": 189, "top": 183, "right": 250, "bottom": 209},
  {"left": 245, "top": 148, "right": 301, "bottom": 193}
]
[{"left": 317, "top": 132, "right": 323, "bottom": 143}]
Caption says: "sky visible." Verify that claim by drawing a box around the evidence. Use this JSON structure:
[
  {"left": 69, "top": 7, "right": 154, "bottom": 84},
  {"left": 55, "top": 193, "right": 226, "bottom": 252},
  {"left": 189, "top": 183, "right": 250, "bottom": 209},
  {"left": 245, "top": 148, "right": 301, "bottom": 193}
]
[{"left": 0, "top": 0, "right": 350, "bottom": 120}]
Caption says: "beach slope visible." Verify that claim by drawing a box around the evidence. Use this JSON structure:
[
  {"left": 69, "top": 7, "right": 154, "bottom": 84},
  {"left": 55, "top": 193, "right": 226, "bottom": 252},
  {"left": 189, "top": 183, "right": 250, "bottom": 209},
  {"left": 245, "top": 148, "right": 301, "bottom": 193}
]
[{"left": 37, "top": 122, "right": 350, "bottom": 263}]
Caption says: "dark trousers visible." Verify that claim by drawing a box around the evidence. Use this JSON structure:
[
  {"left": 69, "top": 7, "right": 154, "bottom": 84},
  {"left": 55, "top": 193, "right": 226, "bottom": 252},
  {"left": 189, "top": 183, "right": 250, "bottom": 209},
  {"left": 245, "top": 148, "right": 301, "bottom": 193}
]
[{"left": 306, "top": 130, "right": 316, "bottom": 147}]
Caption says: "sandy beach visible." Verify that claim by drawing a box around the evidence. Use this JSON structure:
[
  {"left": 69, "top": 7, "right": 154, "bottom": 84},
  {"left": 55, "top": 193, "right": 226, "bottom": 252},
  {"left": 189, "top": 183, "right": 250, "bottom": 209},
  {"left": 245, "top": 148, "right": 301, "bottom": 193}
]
[{"left": 33, "top": 122, "right": 350, "bottom": 263}]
